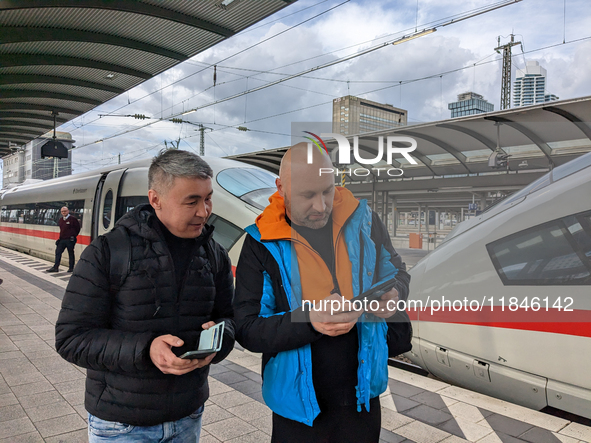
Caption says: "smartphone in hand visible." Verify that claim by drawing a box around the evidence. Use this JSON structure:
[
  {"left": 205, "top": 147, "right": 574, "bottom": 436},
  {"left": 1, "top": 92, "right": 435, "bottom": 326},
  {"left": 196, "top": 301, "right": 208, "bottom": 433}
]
[
  {"left": 179, "top": 322, "right": 225, "bottom": 359},
  {"left": 341, "top": 278, "right": 397, "bottom": 312}
]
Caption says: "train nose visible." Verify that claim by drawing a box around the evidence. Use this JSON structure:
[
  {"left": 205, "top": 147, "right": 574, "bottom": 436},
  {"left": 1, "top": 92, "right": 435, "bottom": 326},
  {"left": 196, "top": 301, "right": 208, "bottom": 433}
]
[{"left": 404, "top": 258, "right": 427, "bottom": 369}]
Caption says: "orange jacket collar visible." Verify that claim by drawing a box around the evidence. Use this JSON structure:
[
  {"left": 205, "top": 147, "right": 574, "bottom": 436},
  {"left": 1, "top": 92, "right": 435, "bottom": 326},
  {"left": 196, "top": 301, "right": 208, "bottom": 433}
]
[{"left": 255, "top": 187, "right": 359, "bottom": 241}]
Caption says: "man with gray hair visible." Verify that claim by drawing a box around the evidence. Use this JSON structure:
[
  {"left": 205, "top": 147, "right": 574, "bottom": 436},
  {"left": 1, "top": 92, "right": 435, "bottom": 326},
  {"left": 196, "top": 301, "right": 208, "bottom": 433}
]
[{"left": 56, "top": 150, "right": 235, "bottom": 442}]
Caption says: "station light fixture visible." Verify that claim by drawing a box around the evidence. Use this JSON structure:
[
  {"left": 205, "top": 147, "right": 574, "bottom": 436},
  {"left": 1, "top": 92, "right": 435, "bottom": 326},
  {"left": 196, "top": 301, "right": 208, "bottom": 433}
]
[
  {"left": 392, "top": 28, "right": 436, "bottom": 45},
  {"left": 218, "top": 0, "right": 240, "bottom": 9}
]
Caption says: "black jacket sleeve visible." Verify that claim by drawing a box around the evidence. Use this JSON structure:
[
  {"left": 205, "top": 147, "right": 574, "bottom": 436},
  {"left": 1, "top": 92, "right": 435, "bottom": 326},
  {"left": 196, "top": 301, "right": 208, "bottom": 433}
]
[
  {"left": 371, "top": 211, "right": 411, "bottom": 301},
  {"left": 210, "top": 245, "right": 236, "bottom": 364},
  {"left": 234, "top": 235, "right": 322, "bottom": 354},
  {"left": 55, "top": 236, "right": 156, "bottom": 373}
]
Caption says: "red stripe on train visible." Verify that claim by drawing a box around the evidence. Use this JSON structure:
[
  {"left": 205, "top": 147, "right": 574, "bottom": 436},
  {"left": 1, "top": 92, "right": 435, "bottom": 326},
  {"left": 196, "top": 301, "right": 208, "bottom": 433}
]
[
  {"left": 407, "top": 307, "right": 591, "bottom": 338},
  {"left": 0, "top": 226, "right": 91, "bottom": 245},
  {"left": 1, "top": 226, "right": 238, "bottom": 275}
]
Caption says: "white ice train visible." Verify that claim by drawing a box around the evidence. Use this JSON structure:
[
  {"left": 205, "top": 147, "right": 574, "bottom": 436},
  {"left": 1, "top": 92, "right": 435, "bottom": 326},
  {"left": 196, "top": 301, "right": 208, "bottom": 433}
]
[
  {"left": 405, "top": 151, "right": 591, "bottom": 419},
  {"left": 0, "top": 156, "right": 278, "bottom": 271}
]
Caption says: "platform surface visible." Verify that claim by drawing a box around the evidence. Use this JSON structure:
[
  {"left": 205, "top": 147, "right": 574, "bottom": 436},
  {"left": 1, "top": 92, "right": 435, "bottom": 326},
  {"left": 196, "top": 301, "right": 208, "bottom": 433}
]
[{"left": 0, "top": 246, "right": 589, "bottom": 443}]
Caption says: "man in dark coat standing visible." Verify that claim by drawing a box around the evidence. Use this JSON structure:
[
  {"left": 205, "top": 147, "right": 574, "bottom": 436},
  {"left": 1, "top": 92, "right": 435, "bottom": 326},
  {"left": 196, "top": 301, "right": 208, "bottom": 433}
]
[
  {"left": 55, "top": 150, "right": 235, "bottom": 442},
  {"left": 46, "top": 206, "right": 80, "bottom": 272}
]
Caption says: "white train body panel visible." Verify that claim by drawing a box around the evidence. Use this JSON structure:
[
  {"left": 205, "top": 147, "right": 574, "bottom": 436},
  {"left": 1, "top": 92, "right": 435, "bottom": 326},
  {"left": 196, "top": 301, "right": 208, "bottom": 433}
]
[
  {"left": 406, "top": 153, "right": 591, "bottom": 418},
  {"left": 0, "top": 157, "right": 276, "bottom": 270}
]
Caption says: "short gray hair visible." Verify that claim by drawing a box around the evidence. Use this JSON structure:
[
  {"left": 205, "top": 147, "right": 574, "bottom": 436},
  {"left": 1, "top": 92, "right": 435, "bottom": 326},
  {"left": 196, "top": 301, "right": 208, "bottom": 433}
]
[{"left": 149, "top": 150, "right": 213, "bottom": 194}]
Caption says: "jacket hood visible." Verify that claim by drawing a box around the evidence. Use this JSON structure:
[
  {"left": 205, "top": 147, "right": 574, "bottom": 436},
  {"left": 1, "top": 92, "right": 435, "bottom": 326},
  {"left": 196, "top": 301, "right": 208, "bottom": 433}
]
[
  {"left": 255, "top": 187, "right": 359, "bottom": 241},
  {"left": 115, "top": 203, "right": 215, "bottom": 243}
]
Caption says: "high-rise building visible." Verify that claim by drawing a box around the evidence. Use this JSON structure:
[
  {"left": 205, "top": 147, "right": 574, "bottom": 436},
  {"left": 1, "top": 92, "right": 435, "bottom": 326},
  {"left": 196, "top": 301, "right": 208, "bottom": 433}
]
[
  {"left": 545, "top": 93, "right": 559, "bottom": 102},
  {"left": 332, "top": 96, "right": 407, "bottom": 135},
  {"left": 2, "top": 132, "right": 74, "bottom": 188},
  {"left": 448, "top": 92, "right": 494, "bottom": 118},
  {"left": 513, "top": 61, "right": 556, "bottom": 107}
]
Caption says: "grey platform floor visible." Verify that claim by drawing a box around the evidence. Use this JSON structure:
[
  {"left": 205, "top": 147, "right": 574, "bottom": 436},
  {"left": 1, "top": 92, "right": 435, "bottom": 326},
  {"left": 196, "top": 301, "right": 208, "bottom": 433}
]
[{"left": 0, "top": 247, "right": 589, "bottom": 443}]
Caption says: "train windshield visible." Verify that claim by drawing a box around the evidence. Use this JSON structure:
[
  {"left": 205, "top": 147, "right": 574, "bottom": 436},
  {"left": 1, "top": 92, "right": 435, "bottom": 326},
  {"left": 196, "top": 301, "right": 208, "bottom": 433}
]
[{"left": 217, "top": 168, "right": 277, "bottom": 210}]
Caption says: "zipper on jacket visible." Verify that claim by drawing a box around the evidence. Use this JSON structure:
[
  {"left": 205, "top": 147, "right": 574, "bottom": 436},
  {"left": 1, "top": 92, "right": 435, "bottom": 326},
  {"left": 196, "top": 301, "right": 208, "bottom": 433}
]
[
  {"left": 178, "top": 255, "right": 196, "bottom": 303},
  {"left": 331, "top": 209, "right": 358, "bottom": 294},
  {"left": 284, "top": 207, "right": 358, "bottom": 297}
]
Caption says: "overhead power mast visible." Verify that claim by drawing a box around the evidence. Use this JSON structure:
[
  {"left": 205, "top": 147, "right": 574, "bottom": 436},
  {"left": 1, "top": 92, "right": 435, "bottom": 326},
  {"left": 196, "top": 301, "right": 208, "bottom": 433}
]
[
  {"left": 198, "top": 124, "right": 212, "bottom": 156},
  {"left": 494, "top": 34, "right": 521, "bottom": 110}
]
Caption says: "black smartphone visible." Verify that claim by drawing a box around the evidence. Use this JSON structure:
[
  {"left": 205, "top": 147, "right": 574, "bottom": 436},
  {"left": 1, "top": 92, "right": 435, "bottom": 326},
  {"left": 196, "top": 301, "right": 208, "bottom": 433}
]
[{"left": 341, "top": 278, "right": 397, "bottom": 312}]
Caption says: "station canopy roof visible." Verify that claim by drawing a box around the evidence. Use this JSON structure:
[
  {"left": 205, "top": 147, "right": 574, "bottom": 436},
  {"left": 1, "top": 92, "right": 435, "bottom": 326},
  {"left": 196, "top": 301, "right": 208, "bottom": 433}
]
[
  {"left": 0, "top": 0, "right": 296, "bottom": 155},
  {"left": 227, "top": 95, "right": 591, "bottom": 180}
]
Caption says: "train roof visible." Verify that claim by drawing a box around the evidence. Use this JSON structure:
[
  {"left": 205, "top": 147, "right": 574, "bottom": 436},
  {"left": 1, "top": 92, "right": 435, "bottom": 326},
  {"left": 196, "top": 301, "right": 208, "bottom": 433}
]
[
  {"left": 442, "top": 151, "right": 591, "bottom": 243},
  {"left": 0, "top": 155, "right": 273, "bottom": 199}
]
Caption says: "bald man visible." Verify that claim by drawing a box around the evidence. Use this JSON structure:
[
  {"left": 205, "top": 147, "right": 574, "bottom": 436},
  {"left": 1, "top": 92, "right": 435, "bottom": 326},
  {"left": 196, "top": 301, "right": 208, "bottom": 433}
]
[
  {"left": 47, "top": 206, "right": 81, "bottom": 273},
  {"left": 234, "top": 143, "right": 411, "bottom": 442}
]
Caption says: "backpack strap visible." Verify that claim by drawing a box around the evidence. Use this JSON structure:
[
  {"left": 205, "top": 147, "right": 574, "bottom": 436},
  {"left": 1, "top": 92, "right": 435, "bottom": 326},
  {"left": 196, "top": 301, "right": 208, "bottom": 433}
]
[
  {"left": 371, "top": 217, "right": 414, "bottom": 356},
  {"left": 203, "top": 237, "right": 219, "bottom": 275},
  {"left": 104, "top": 226, "right": 131, "bottom": 294}
]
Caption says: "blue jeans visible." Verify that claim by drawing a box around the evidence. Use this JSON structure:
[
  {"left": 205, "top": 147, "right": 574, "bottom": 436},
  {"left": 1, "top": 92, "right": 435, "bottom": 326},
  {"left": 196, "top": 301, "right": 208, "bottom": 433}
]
[{"left": 88, "top": 406, "right": 204, "bottom": 442}]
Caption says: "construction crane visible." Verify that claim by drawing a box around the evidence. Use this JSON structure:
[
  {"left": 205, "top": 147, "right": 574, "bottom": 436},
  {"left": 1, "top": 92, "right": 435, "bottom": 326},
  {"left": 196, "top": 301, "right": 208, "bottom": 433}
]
[{"left": 494, "top": 34, "right": 521, "bottom": 110}]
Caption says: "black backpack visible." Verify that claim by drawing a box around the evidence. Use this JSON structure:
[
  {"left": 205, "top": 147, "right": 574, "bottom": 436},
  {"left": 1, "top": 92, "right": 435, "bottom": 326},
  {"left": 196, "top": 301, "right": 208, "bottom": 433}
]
[
  {"left": 104, "top": 227, "right": 132, "bottom": 294},
  {"left": 371, "top": 239, "right": 413, "bottom": 358}
]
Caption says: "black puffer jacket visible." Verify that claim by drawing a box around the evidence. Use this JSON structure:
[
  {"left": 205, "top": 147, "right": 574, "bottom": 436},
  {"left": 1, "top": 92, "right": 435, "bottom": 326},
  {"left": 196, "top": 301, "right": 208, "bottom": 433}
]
[{"left": 55, "top": 204, "right": 235, "bottom": 426}]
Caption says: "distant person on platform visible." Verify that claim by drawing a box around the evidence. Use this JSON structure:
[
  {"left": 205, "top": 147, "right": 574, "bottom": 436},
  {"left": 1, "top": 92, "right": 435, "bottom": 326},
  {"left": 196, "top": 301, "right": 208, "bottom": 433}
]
[{"left": 47, "top": 206, "right": 80, "bottom": 273}]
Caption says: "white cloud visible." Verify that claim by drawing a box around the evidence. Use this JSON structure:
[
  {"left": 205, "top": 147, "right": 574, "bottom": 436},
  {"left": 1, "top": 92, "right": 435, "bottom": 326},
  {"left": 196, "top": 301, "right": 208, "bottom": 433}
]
[{"left": 55, "top": 0, "right": 591, "bottom": 173}]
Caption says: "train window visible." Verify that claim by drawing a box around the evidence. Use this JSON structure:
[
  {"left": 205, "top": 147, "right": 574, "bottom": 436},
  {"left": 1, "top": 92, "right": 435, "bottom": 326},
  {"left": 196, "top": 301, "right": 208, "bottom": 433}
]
[
  {"left": 1, "top": 200, "right": 85, "bottom": 227},
  {"left": 216, "top": 168, "right": 277, "bottom": 210},
  {"left": 487, "top": 210, "right": 591, "bottom": 285},
  {"left": 208, "top": 214, "right": 243, "bottom": 251},
  {"left": 64, "top": 200, "right": 85, "bottom": 228},
  {"left": 44, "top": 208, "right": 60, "bottom": 226},
  {"left": 23, "top": 204, "right": 36, "bottom": 224},
  {"left": 39, "top": 202, "right": 62, "bottom": 226},
  {"left": 103, "top": 190, "right": 113, "bottom": 229},
  {"left": 116, "top": 196, "right": 149, "bottom": 222},
  {"left": 37, "top": 209, "right": 47, "bottom": 225},
  {"left": 8, "top": 209, "right": 18, "bottom": 223}
]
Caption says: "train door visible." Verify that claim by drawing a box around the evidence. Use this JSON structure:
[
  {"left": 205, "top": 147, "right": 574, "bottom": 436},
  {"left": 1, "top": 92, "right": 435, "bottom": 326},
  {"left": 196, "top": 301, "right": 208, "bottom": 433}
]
[{"left": 94, "top": 169, "right": 127, "bottom": 238}]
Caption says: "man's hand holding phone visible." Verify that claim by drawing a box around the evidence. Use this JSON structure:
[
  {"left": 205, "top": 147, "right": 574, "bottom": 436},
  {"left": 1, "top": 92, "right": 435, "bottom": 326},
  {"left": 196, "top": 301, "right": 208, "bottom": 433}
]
[
  {"left": 366, "top": 287, "right": 399, "bottom": 319},
  {"left": 310, "top": 293, "right": 363, "bottom": 337},
  {"left": 149, "top": 321, "right": 218, "bottom": 374}
]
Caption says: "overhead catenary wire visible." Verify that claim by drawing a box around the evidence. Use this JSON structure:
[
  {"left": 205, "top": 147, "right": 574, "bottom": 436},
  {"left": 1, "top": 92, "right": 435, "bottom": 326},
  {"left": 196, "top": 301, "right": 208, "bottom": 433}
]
[
  {"left": 184, "top": 32, "right": 591, "bottom": 133},
  {"left": 69, "top": 0, "right": 523, "bottom": 151},
  {"left": 70, "top": 122, "right": 294, "bottom": 171},
  {"left": 60, "top": 0, "right": 519, "bottom": 138},
  {"left": 238, "top": 0, "right": 331, "bottom": 35},
  {"left": 57, "top": 0, "right": 351, "bottom": 137},
  {"left": 168, "top": 1, "right": 522, "bottom": 111},
  {"left": 61, "top": 30, "right": 591, "bottom": 173},
  {"left": 12, "top": 28, "right": 591, "bottom": 177}
]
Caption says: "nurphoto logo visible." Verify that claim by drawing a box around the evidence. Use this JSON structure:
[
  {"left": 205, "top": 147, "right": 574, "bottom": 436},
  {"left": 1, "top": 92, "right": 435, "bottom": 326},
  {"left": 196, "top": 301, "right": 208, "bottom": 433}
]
[{"left": 303, "top": 131, "right": 418, "bottom": 177}]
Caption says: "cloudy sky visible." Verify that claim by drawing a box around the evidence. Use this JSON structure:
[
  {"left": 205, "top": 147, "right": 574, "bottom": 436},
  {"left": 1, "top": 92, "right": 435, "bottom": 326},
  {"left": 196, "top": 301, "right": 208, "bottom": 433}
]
[{"left": 52, "top": 0, "right": 591, "bottom": 173}]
